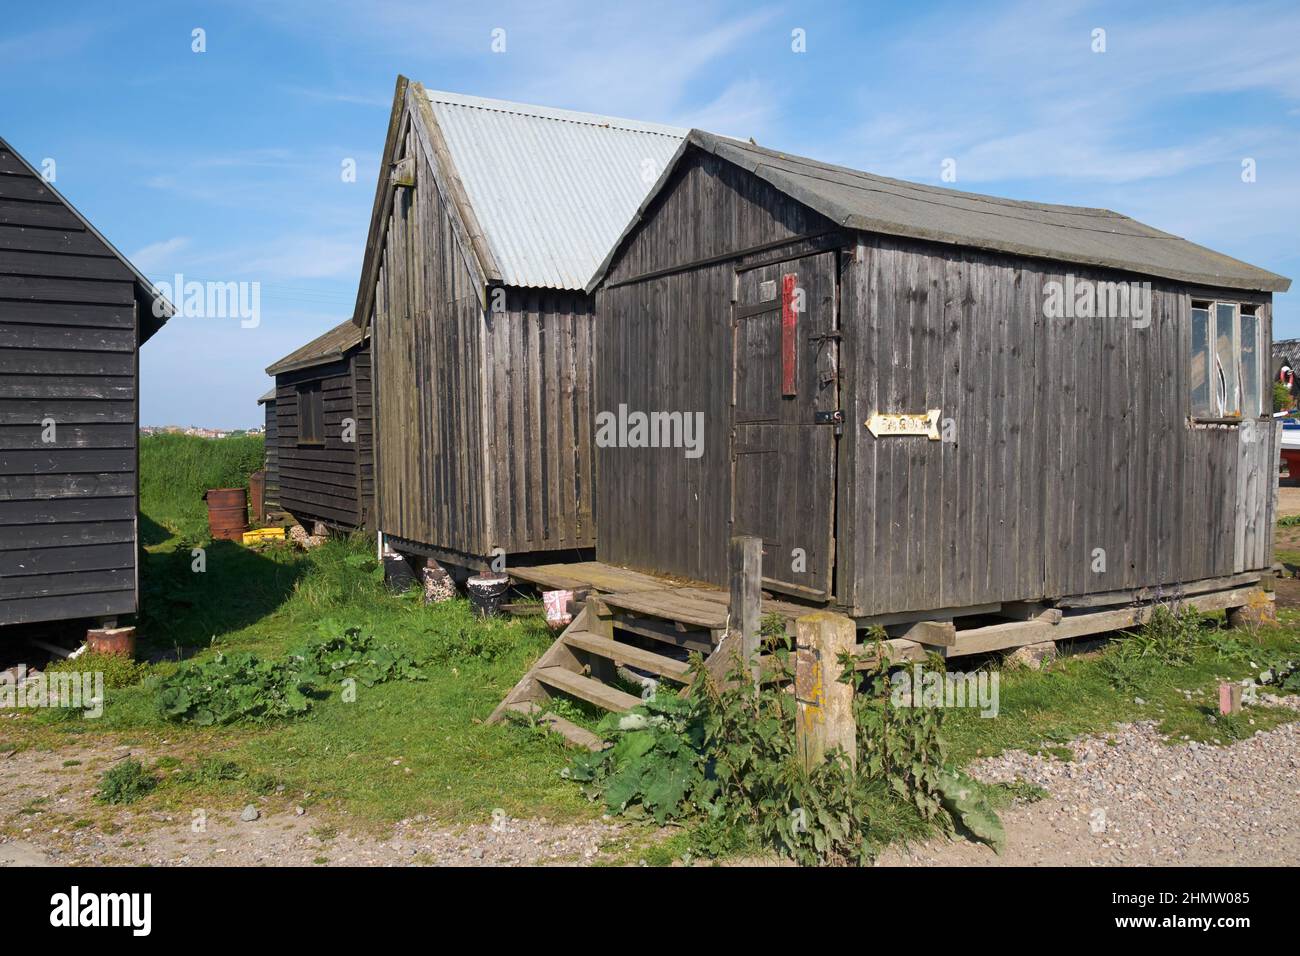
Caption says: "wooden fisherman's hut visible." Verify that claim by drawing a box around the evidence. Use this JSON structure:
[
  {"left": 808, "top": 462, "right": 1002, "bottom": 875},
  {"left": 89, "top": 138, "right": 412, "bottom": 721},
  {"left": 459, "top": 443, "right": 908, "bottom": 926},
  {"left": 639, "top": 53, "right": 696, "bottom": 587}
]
[
  {"left": 587, "top": 131, "right": 1291, "bottom": 618},
  {"left": 0, "top": 137, "right": 173, "bottom": 629},
  {"left": 352, "top": 78, "right": 685, "bottom": 569},
  {"left": 490, "top": 131, "right": 1291, "bottom": 741},
  {"left": 265, "top": 320, "right": 372, "bottom": 532}
]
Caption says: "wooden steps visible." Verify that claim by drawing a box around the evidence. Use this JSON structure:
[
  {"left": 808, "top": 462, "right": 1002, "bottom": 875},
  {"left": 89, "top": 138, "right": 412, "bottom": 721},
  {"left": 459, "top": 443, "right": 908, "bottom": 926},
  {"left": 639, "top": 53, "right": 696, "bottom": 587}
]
[
  {"left": 533, "top": 665, "right": 642, "bottom": 712},
  {"left": 487, "top": 604, "right": 694, "bottom": 747},
  {"left": 502, "top": 701, "right": 604, "bottom": 751},
  {"left": 489, "top": 557, "right": 1276, "bottom": 750},
  {"left": 564, "top": 631, "right": 692, "bottom": 680}
]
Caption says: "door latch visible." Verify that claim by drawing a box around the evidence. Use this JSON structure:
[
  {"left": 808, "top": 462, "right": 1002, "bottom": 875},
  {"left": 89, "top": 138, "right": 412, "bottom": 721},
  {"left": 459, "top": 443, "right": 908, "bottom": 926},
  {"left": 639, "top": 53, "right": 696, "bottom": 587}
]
[{"left": 815, "top": 409, "right": 844, "bottom": 436}]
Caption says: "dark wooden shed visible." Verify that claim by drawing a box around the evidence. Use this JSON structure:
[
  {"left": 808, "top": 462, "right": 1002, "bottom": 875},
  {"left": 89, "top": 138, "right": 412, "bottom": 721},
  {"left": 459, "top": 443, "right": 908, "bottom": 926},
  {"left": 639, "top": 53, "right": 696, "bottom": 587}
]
[
  {"left": 257, "top": 387, "right": 279, "bottom": 514},
  {"left": 589, "top": 131, "right": 1291, "bottom": 620},
  {"left": 265, "top": 320, "right": 373, "bottom": 532},
  {"left": 0, "top": 137, "right": 173, "bottom": 628},
  {"left": 352, "top": 79, "right": 685, "bottom": 569}
]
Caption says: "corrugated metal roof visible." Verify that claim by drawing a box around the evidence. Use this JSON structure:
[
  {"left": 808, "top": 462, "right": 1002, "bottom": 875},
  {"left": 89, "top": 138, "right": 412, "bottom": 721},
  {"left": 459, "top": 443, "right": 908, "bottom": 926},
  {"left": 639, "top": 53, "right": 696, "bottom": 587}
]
[
  {"left": 266, "top": 320, "right": 367, "bottom": 376},
  {"left": 426, "top": 89, "right": 686, "bottom": 290},
  {"left": 592, "top": 130, "right": 1290, "bottom": 293}
]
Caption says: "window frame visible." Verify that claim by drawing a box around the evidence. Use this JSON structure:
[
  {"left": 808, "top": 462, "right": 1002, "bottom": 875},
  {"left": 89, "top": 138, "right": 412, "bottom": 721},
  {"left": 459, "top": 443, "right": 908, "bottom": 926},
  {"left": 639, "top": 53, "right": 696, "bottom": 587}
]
[
  {"left": 1189, "top": 298, "right": 1265, "bottom": 424},
  {"left": 296, "top": 380, "right": 325, "bottom": 446}
]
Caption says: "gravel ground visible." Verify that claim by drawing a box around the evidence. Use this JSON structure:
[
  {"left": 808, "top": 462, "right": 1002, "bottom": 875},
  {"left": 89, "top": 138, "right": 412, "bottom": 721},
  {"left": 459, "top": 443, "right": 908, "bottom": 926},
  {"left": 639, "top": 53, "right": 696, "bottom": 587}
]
[
  {"left": 5, "top": 698, "right": 1297, "bottom": 868},
  {"left": 0, "top": 742, "right": 624, "bottom": 867},
  {"left": 878, "top": 694, "right": 1300, "bottom": 867}
]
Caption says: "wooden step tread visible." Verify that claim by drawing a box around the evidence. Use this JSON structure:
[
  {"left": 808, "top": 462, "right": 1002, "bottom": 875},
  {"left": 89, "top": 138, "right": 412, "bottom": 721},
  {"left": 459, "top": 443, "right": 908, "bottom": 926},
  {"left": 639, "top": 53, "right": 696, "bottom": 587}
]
[
  {"left": 597, "top": 609, "right": 714, "bottom": 654},
  {"left": 534, "top": 666, "right": 642, "bottom": 712},
  {"left": 565, "top": 631, "right": 692, "bottom": 680},
  {"left": 504, "top": 701, "right": 605, "bottom": 751},
  {"left": 599, "top": 589, "right": 728, "bottom": 628}
]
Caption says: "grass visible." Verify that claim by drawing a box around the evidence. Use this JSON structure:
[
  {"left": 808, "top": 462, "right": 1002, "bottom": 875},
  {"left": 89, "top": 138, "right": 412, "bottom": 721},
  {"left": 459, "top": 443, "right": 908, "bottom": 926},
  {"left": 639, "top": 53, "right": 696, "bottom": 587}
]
[
  {"left": 138, "top": 432, "right": 265, "bottom": 544},
  {"left": 3, "top": 436, "right": 591, "bottom": 832},
  {"left": 942, "top": 612, "right": 1300, "bottom": 762},
  {"left": 14, "top": 537, "right": 591, "bottom": 826},
  {"left": 2, "top": 433, "right": 1298, "bottom": 857}
]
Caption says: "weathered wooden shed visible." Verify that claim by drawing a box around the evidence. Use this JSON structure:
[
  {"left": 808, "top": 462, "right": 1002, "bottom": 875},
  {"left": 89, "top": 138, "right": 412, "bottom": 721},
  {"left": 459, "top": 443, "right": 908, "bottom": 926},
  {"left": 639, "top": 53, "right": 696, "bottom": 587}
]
[
  {"left": 588, "top": 131, "right": 1292, "bottom": 620},
  {"left": 265, "top": 320, "right": 373, "bottom": 532},
  {"left": 0, "top": 136, "right": 173, "bottom": 628},
  {"left": 256, "top": 387, "right": 279, "bottom": 514},
  {"left": 352, "top": 78, "right": 685, "bottom": 568}
]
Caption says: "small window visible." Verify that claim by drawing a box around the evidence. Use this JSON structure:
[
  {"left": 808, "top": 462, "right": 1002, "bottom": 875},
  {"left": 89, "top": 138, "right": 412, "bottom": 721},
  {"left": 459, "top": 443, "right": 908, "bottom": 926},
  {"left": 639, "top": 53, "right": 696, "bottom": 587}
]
[
  {"left": 1190, "top": 299, "right": 1262, "bottom": 421},
  {"left": 297, "top": 381, "right": 324, "bottom": 445},
  {"left": 1240, "top": 307, "right": 1261, "bottom": 418},
  {"left": 1190, "top": 304, "right": 1211, "bottom": 417}
]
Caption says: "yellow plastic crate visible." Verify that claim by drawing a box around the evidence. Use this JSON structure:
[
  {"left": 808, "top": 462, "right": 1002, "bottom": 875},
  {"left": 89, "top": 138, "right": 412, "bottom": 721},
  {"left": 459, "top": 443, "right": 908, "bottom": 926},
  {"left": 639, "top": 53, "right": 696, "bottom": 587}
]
[{"left": 241, "top": 527, "right": 286, "bottom": 546}]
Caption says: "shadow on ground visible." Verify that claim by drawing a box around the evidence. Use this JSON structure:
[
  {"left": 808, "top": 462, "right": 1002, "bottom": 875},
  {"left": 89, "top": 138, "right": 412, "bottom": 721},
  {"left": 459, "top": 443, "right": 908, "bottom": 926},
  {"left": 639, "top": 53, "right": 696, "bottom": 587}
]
[{"left": 135, "top": 517, "right": 307, "bottom": 659}]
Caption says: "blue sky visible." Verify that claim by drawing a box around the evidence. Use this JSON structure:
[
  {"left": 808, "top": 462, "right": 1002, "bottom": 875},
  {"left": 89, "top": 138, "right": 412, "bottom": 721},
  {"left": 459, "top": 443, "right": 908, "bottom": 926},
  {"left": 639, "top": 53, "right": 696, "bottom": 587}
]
[{"left": 3, "top": 0, "right": 1298, "bottom": 427}]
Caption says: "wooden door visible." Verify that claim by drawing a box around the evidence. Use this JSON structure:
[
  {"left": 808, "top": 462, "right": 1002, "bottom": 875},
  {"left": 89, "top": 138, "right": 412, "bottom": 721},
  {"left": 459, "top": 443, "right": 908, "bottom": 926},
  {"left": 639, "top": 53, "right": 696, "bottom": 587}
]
[{"left": 731, "top": 251, "right": 840, "bottom": 599}]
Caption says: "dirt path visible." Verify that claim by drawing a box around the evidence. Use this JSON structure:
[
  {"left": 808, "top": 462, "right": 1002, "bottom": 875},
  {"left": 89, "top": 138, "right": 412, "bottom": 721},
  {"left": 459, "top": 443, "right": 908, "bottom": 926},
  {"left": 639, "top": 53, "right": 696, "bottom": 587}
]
[
  {"left": 877, "top": 697, "right": 1300, "bottom": 867},
  {"left": 0, "top": 742, "right": 624, "bottom": 867},
  {"left": 8, "top": 705, "right": 1297, "bottom": 868},
  {"left": 1277, "top": 481, "right": 1300, "bottom": 519}
]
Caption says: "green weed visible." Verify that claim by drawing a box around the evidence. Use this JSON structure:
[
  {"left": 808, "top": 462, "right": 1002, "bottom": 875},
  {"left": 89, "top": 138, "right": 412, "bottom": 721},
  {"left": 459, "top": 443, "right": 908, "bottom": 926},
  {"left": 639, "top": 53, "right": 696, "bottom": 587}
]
[
  {"left": 46, "top": 653, "right": 147, "bottom": 690},
  {"left": 97, "top": 759, "right": 158, "bottom": 805}
]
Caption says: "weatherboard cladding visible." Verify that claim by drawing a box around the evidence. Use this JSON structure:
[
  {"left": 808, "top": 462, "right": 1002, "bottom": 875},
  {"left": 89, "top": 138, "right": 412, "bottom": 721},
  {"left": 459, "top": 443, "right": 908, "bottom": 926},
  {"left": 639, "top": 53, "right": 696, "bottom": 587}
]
[
  {"left": 592, "top": 130, "right": 1290, "bottom": 294},
  {"left": 267, "top": 320, "right": 371, "bottom": 530},
  {"left": 258, "top": 388, "right": 280, "bottom": 511},
  {"left": 0, "top": 137, "right": 174, "bottom": 627},
  {"left": 426, "top": 90, "right": 686, "bottom": 290}
]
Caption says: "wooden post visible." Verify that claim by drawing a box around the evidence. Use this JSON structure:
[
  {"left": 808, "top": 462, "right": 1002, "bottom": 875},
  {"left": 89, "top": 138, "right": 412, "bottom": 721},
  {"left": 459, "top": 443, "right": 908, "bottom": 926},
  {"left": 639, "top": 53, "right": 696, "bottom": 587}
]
[
  {"left": 585, "top": 597, "right": 618, "bottom": 684},
  {"left": 795, "top": 612, "right": 857, "bottom": 771},
  {"left": 729, "top": 535, "right": 763, "bottom": 688}
]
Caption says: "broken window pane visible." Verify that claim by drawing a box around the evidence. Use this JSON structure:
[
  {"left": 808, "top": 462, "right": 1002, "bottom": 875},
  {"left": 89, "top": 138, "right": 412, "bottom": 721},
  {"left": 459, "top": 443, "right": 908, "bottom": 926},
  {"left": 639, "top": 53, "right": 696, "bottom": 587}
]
[{"left": 1215, "top": 302, "right": 1239, "bottom": 417}]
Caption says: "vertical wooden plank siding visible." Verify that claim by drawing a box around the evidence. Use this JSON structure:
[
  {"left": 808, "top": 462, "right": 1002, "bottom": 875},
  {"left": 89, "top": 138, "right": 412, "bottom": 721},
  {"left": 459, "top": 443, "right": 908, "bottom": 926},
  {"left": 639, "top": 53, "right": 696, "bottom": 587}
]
[
  {"left": 477, "top": 288, "right": 596, "bottom": 552},
  {"left": 367, "top": 110, "right": 597, "bottom": 560},
  {"left": 596, "top": 146, "right": 1278, "bottom": 616},
  {"left": 596, "top": 152, "right": 837, "bottom": 584},
  {"left": 352, "top": 347, "right": 374, "bottom": 527},
  {"left": 843, "top": 236, "right": 1272, "bottom": 615}
]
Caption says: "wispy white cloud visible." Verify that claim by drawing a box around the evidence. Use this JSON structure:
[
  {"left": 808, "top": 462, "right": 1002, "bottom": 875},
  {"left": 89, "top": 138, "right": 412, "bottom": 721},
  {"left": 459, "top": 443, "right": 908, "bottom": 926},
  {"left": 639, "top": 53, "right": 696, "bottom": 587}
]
[
  {"left": 0, "top": 21, "right": 100, "bottom": 67},
  {"left": 669, "top": 78, "right": 774, "bottom": 140},
  {"left": 283, "top": 85, "right": 392, "bottom": 107},
  {"left": 140, "top": 233, "right": 362, "bottom": 284},
  {"left": 128, "top": 236, "right": 190, "bottom": 273},
  {"left": 242, "top": 0, "right": 784, "bottom": 128},
  {"left": 824, "top": 0, "right": 1300, "bottom": 187}
]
